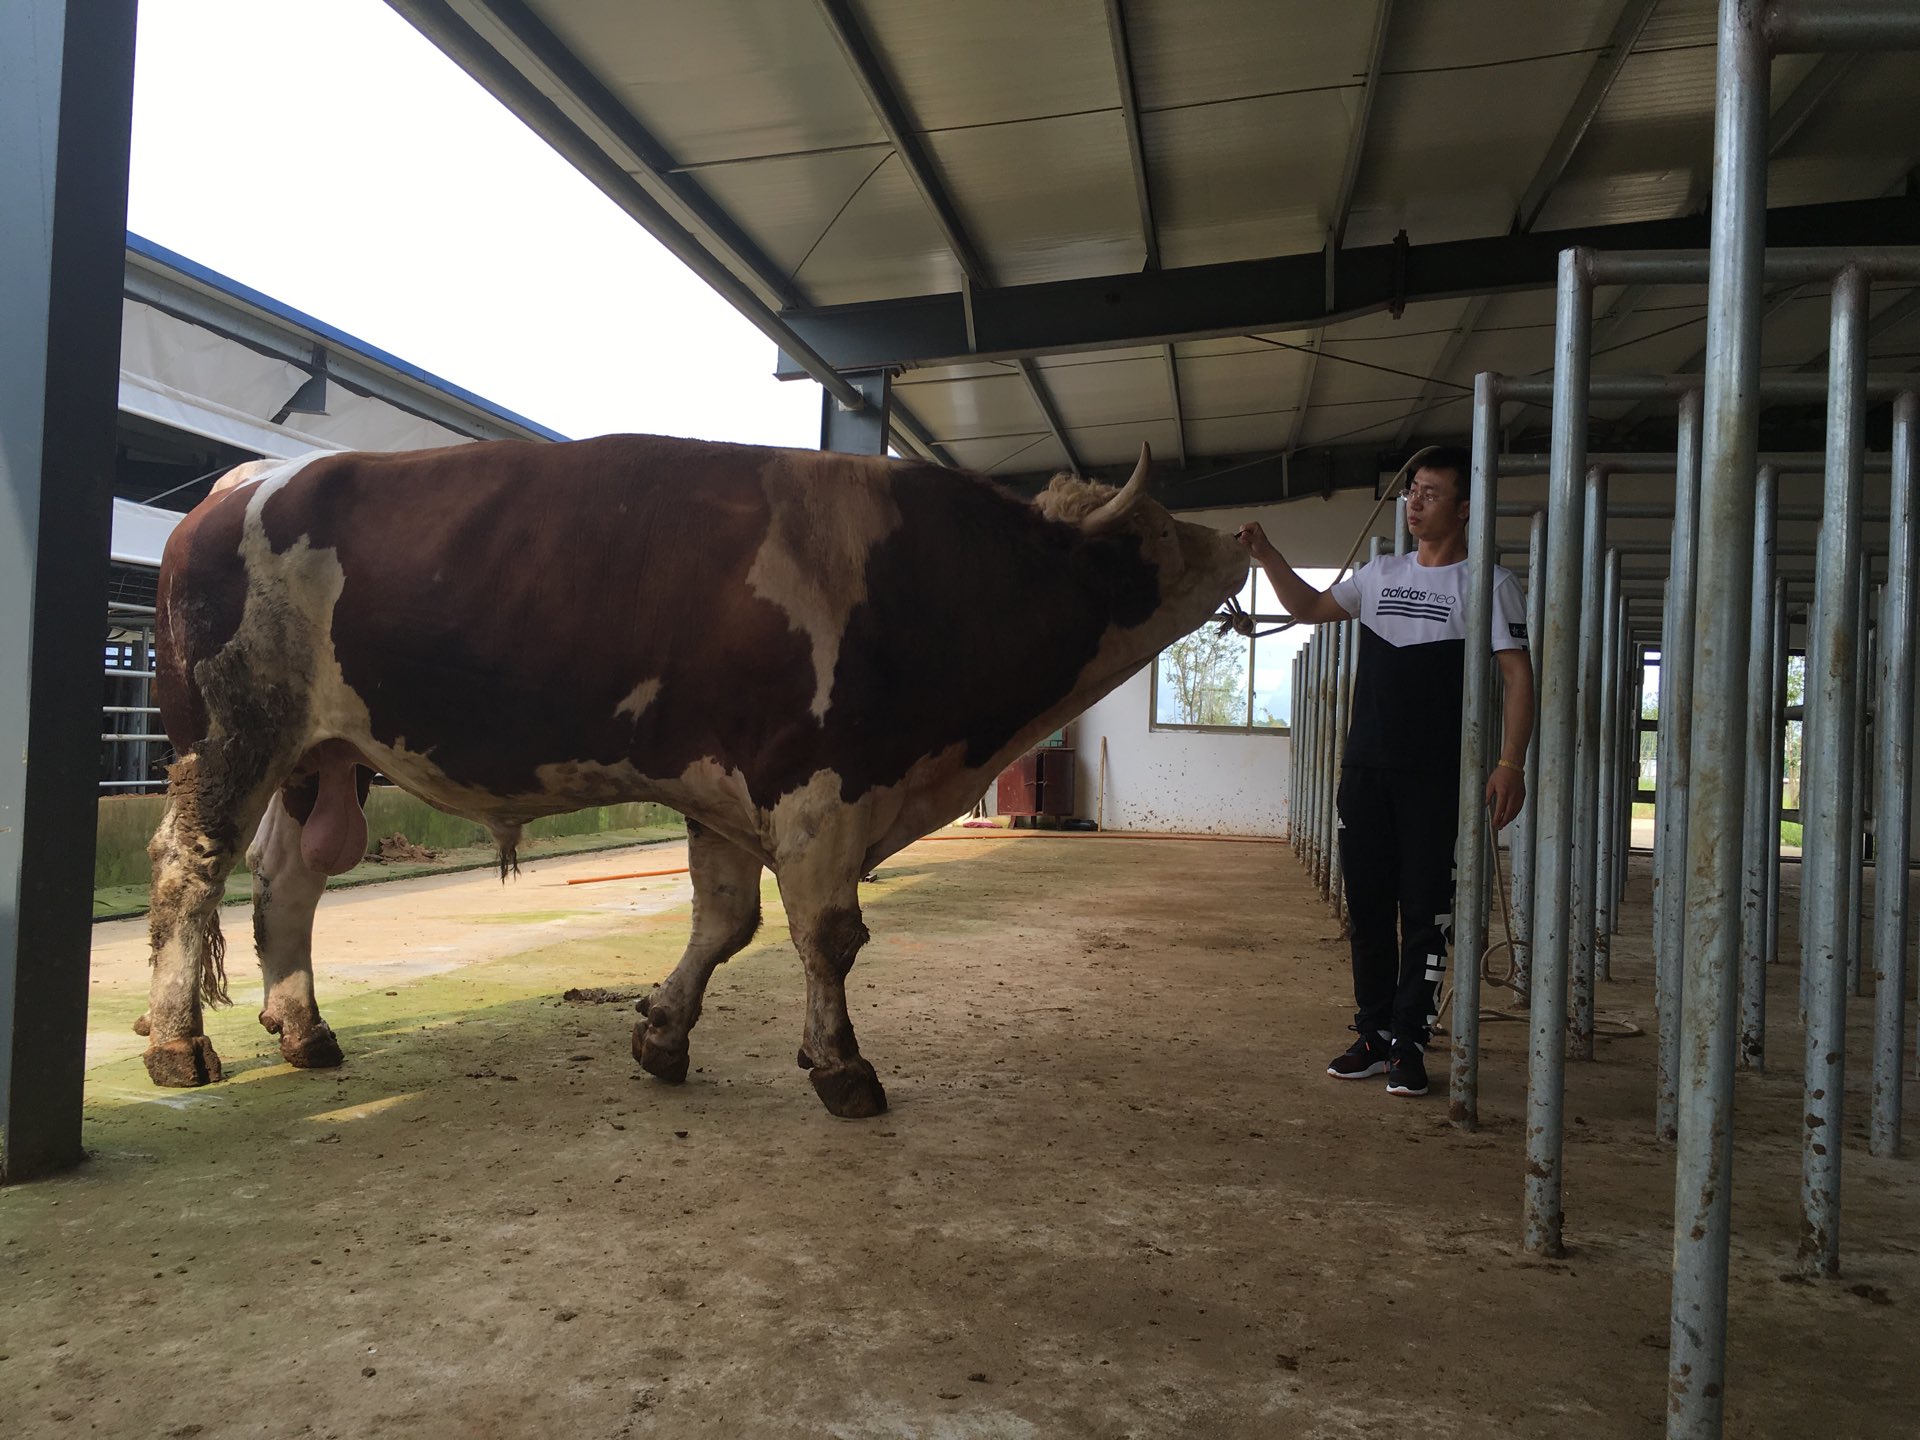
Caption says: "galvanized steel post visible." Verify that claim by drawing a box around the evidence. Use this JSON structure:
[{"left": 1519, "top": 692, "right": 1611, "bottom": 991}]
[
  {"left": 1451, "top": 375, "right": 1501, "bottom": 1130},
  {"left": 1667, "top": 2, "right": 1768, "bottom": 1428},
  {"left": 1846, "top": 563, "right": 1872, "bottom": 998},
  {"left": 1511, "top": 508, "right": 1549, "bottom": 998},
  {"left": 1657, "top": 391, "right": 1704, "bottom": 1142},
  {"left": 1739, "top": 465, "right": 1778, "bottom": 1067},
  {"left": 1524, "top": 249, "right": 1590, "bottom": 1258},
  {"left": 1766, "top": 582, "right": 1788, "bottom": 973},
  {"left": 1870, "top": 392, "right": 1918, "bottom": 1157},
  {"left": 1571, "top": 466, "right": 1610, "bottom": 1060},
  {"left": 1596, "top": 550, "right": 1623, "bottom": 983},
  {"left": 1800, "top": 264, "right": 1869, "bottom": 1279}
]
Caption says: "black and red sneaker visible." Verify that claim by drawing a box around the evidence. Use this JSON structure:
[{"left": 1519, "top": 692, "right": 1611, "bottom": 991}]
[
  {"left": 1327, "top": 1030, "right": 1390, "bottom": 1080},
  {"left": 1387, "top": 1040, "right": 1430, "bottom": 1097}
]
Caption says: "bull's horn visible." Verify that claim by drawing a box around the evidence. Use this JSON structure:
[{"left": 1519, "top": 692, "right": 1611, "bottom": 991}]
[{"left": 1082, "top": 444, "right": 1152, "bottom": 533}]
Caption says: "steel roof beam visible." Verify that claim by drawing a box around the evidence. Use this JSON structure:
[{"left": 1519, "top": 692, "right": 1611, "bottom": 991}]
[
  {"left": 1513, "top": 0, "right": 1664, "bottom": 234},
  {"left": 1330, "top": 0, "right": 1394, "bottom": 255},
  {"left": 1768, "top": 53, "right": 1861, "bottom": 156},
  {"left": 1398, "top": 1, "right": 1661, "bottom": 449},
  {"left": 773, "top": 196, "right": 1920, "bottom": 373},
  {"left": 814, "top": 0, "right": 989, "bottom": 288},
  {"left": 813, "top": 0, "right": 1084, "bottom": 468},
  {"left": 1104, "top": 0, "right": 1159, "bottom": 272},
  {"left": 1161, "top": 344, "right": 1189, "bottom": 469},
  {"left": 1105, "top": 0, "right": 1182, "bottom": 466},
  {"left": 1297, "top": 0, "right": 1393, "bottom": 453}
]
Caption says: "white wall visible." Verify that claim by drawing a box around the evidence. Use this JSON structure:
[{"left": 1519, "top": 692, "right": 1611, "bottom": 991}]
[{"left": 1062, "top": 491, "right": 1398, "bottom": 838}]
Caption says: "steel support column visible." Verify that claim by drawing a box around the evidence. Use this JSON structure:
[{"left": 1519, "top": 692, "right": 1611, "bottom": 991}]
[
  {"left": 1667, "top": 4, "right": 1769, "bottom": 1427},
  {"left": 1451, "top": 376, "right": 1501, "bottom": 1129},
  {"left": 1571, "top": 466, "right": 1609, "bottom": 1059},
  {"left": 1596, "top": 549, "right": 1623, "bottom": 983},
  {"left": 1799, "top": 264, "right": 1869, "bottom": 1280},
  {"left": 1525, "top": 250, "right": 1591, "bottom": 1258},
  {"left": 1870, "top": 392, "right": 1918, "bottom": 1157},
  {"left": 1845, "top": 565, "right": 1873, "bottom": 997},
  {"left": 1658, "top": 391, "right": 1704, "bottom": 1141},
  {"left": 0, "top": 0, "right": 139, "bottom": 1184},
  {"left": 819, "top": 368, "right": 892, "bottom": 455},
  {"left": 1510, "top": 509, "right": 1549, "bottom": 999}
]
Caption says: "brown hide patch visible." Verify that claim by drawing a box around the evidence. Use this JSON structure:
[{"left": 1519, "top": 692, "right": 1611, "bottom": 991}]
[
  {"left": 154, "top": 486, "right": 254, "bottom": 752},
  {"left": 236, "top": 436, "right": 1158, "bottom": 811}
]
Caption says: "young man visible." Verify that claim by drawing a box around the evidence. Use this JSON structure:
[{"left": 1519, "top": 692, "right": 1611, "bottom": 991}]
[{"left": 1237, "top": 447, "right": 1533, "bottom": 1097}]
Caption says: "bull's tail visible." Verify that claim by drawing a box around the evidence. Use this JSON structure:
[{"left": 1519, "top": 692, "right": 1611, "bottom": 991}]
[{"left": 199, "top": 909, "right": 231, "bottom": 1008}]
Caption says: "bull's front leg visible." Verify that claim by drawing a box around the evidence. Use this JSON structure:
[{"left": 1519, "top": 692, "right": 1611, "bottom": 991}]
[{"left": 773, "top": 835, "right": 886, "bottom": 1119}]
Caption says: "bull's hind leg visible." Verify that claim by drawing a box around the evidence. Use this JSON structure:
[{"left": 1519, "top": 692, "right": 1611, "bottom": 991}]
[
  {"left": 776, "top": 829, "right": 886, "bottom": 1119},
  {"left": 634, "top": 819, "right": 763, "bottom": 1083},
  {"left": 143, "top": 750, "right": 280, "bottom": 1086},
  {"left": 248, "top": 792, "right": 344, "bottom": 1068}
]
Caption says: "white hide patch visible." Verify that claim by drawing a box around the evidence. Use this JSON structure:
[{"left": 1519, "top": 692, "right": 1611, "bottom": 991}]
[
  {"left": 615, "top": 678, "right": 662, "bottom": 721},
  {"left": 746, "top": 455, "right": 902, "bottom": 720}
]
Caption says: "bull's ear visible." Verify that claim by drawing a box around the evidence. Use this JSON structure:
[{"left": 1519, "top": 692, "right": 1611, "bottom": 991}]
[{"left": 1082, "top": 444, "right": 1151, "bottom": 534}]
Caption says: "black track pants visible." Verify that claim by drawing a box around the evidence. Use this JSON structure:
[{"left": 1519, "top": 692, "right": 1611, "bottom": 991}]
[{"left": 1336, "top": 764, "right": 1459, "bottom": 1048}]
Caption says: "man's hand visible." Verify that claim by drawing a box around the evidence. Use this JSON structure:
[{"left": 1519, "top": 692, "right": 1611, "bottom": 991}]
[
  {"left": 1236, "top": 521, "right": 1278, "bottom": 565},
  {"left": 1486, "top": 763, "right": 1525, "bottom": 831}
]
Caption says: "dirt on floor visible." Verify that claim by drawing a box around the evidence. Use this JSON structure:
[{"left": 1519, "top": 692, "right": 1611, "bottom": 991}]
[{"left": 2, "top": 832, "right": 1915, "bottom": 1439}]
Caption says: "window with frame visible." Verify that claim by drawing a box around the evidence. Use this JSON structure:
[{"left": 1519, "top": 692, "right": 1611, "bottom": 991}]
[{"left": 1150, "top": 567, "right": 1341, "bottom": 732}]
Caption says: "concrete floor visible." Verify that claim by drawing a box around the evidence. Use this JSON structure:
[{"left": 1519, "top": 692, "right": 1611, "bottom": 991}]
[{"left": 1, "top": 831, "right": 1915, "bottom": 1438}]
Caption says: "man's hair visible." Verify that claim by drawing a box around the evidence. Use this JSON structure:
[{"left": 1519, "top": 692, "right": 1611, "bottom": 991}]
[{"left": 1415, "top": 445, "right": 1472, "bottom": 502}]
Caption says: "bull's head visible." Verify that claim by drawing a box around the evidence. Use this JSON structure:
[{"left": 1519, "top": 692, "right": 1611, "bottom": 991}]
[{"left": 1034, "top": 444, "right": 1249, "bottom": 654}]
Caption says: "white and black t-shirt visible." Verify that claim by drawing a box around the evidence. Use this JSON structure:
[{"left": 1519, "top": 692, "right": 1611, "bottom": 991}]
[{"left": 1328, "top": 553, "right": 1528, "bottom": 773}]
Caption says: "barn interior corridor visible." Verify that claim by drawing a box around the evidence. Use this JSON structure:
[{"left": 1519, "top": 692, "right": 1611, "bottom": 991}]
[{"left": 2, "top": 834, "right": 1914, "bottom": 1438}]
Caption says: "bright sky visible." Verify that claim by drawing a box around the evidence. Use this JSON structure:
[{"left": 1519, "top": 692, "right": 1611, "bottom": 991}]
[{"left": 126, "top": 0, "right": 822, "bottom": 447}]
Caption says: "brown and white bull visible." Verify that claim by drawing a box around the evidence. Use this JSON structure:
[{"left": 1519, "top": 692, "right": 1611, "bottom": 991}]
[{"left": 141, "top": 434, "right": 1246, "bottom": 1116}]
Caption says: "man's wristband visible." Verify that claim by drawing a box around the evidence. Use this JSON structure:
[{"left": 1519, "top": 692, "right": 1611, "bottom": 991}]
[{"left": 1497, "top": 758, "right": 1524, "bottom": 773}]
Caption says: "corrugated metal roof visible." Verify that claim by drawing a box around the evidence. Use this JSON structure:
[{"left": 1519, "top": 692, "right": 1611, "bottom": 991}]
[{"left": 398, "top": 0, "right": 1920, "bottom": 490}]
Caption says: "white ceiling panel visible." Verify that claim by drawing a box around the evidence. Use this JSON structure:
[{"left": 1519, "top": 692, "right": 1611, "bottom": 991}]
[
  {"left": 1185, "top": 412, "right": 1300, "bottom": 457},
  {"left": 1034, "top": 353, "right": 1170, "bottom": 432},
  {"left": 893, "top": 368, "right": 1036, "bottom": 441},
  {"left": 527, "top": 0, "right": 882, "bottom": 164},
  {"left": 1176, "top": 346, "right": 1311, "bottom": 421},
  {"left": 693, "top": 149, "right": 958, "bottom": 304},
  {"left": 926, "top": 111, "right": 1146, "bottom": 285},
  {"left": 1069, "top": 417, "right": 1184, "bottom": 471},
  {"left": 855, "top": 0, "right": 1115, "bottom": 130}
]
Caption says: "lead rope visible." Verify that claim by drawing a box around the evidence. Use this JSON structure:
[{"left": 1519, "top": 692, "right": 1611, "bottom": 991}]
[
  {"left": 1434, "top": 804, "right": 1643, "bottom": 1038},
  {"left": 1212, "top": 444, "right": 1442, "bottom": 639}
]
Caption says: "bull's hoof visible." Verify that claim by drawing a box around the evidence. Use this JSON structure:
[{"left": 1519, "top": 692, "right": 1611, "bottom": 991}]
[
  {"left": 143, "top": 1037, "right": 225, "bottom": 1088},
  {"left": 796, "top": 1047, "right": 815, "bottom": 1070},
  {"left": 633, "top": 1022, "right": 690, "bottom": 1084},
  {"left": 132, "top": 1013, "right": 151, "bottom": 1037},
  {"left": 280, "top": 1024, "right": 344, "bottom": 1069},
  {"left": 809, "top": 1058, "right": 888, "bottom": 1119}
]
